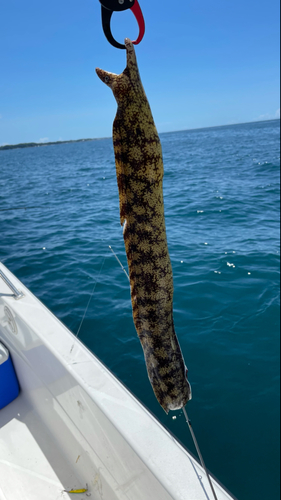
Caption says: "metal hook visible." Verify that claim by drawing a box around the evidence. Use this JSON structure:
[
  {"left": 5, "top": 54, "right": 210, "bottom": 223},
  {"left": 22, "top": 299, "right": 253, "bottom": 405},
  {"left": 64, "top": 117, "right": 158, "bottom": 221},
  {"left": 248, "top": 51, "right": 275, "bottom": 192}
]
[{"left": 99, "top": 0, "right": 145, "bottom": 49}]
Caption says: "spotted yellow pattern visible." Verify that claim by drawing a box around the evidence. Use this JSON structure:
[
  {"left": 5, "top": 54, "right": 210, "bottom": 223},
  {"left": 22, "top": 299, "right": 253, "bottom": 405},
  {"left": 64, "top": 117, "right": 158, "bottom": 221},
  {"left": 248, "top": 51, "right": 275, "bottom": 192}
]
[{"left": 96, "top": 39, "right": 191, "bottom": 413}]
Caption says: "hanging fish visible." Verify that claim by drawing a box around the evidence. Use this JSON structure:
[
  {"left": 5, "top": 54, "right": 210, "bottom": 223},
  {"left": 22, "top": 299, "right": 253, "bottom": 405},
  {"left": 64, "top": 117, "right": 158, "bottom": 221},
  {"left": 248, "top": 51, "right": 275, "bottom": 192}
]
[{"left": 96, "top": 39, "right": 191, "bottom": 413}]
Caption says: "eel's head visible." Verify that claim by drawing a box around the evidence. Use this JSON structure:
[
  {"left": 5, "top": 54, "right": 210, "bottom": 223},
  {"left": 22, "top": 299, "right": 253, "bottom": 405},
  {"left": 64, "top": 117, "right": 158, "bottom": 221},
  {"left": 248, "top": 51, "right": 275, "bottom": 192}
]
[{"left": 96, "top": 38, "right": 141, "bottom": 105}]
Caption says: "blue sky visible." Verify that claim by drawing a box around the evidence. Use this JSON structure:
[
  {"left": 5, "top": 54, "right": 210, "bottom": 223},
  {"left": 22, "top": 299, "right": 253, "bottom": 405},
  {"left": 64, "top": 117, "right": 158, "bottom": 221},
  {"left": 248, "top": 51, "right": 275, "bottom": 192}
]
[{"left": 0, "top": 0, "right": 280, "bottom": 145}]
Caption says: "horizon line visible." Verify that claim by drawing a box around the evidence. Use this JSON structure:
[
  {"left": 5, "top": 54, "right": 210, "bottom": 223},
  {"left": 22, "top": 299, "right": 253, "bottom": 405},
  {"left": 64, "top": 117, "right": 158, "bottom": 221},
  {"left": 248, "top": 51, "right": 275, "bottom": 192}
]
[
  {"left": 160, "top": 118, "right": 280, "bottom": 135},
  {"left": 1, "top": 118, "right": 279, "bottom": 150}
]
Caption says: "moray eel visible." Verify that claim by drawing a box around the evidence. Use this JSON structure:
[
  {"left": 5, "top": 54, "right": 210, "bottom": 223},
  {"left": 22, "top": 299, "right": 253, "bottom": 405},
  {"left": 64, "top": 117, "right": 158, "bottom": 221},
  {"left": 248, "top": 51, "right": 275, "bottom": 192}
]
[{"left": 96, "top": 39, "right": 191, "bottom": 413}]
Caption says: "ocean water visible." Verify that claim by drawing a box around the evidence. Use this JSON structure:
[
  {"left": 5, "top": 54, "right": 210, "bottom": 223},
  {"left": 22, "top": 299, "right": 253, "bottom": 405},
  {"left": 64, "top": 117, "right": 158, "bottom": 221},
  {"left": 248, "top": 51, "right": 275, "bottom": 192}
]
[{"left": 0, "top": 119, "right": 280, "bottom": 500}]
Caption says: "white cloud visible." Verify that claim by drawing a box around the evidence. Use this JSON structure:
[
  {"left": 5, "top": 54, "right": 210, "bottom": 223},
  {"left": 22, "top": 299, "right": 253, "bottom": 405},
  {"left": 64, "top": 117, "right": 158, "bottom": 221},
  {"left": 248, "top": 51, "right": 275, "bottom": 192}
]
[
  {"left": 38, "top": 137, "right": 49, "bottom": 143},
  {"left": 258, "top": 113, "right": 272, "bottom": 120},
  {"left": 258, "top": 110, "right": 280, "bottom": 121}
]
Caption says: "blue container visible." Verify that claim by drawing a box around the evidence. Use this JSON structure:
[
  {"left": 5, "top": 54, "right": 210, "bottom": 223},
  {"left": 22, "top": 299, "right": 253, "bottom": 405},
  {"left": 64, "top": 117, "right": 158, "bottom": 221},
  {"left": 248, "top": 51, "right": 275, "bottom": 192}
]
[{"left": 0, "top": 342, "right": 20, "bottom": 410}]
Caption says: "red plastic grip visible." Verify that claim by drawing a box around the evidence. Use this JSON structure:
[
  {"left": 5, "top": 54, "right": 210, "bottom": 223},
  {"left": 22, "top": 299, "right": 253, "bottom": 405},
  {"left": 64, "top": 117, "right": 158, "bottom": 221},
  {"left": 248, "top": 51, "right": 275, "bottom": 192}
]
[{"left": 131, "top": 0, "right": 145, "bottom": 45}]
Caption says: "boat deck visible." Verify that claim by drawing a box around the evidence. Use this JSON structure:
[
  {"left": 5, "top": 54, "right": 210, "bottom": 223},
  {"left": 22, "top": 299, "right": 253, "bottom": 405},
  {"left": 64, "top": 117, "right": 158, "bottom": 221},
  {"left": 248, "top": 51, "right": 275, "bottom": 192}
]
[{"left": 0, "top": 392, "right": 84, "bottom": 500}]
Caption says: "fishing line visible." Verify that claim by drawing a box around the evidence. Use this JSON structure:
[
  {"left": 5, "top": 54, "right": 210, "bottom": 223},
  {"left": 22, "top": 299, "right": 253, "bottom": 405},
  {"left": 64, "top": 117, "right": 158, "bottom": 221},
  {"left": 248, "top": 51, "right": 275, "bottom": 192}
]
[
  {"left": 109, "top": 244, "right": 218, "bottom": 498},
  {"left": 70, "top": 255, "right": 106, "bottom": 354},
  {"left": 183, "top": 406, "right": 219, "bottom": 500},
  {"left": 109, "top": 245, "right": 129, "bottom": 281}
]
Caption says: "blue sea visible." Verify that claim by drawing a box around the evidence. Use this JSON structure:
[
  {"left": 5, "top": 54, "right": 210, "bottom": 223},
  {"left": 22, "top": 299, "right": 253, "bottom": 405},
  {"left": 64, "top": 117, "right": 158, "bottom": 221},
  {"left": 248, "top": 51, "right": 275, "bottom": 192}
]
[{"left": 0, "top": 119, "right": 280, "bottom": 500}]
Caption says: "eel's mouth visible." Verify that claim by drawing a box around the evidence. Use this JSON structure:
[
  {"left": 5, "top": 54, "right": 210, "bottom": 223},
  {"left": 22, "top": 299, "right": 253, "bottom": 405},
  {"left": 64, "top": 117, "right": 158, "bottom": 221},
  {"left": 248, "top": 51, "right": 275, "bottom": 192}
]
[
  {"left": 95, "top": 68, "right": 118, "bottom": 87},
  {"left": 95, "top": 68, "right": 109, "bottom": 83}
]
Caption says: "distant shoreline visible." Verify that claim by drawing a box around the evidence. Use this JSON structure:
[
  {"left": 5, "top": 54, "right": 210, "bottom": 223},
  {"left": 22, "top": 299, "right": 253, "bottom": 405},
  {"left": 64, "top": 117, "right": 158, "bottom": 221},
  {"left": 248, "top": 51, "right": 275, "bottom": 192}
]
[
  {"left": 0, "top": 138, "right": 107, "bottom": 152},
  {"left": 1, "top": 118, "right": 279, "bottom": 151}
]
